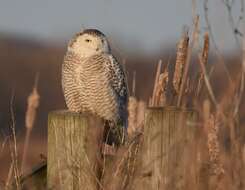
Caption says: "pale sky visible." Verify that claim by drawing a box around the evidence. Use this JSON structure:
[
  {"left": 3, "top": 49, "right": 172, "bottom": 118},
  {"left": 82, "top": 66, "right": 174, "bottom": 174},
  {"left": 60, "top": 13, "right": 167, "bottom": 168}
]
[{"left": 0, "top": 0, "right": 243, "bottom": 53}]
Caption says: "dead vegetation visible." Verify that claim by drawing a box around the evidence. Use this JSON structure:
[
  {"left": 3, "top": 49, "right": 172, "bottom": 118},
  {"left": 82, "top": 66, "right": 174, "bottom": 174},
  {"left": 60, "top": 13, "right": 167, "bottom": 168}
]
[{"left": 0, "top": 3, "right": 245, "bottom": 190}]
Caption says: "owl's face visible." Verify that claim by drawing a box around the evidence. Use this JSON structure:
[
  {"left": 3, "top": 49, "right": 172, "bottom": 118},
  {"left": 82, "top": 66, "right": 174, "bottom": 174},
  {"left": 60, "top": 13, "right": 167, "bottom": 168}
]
[{"left": 68, "top": 29, "right": 110, "bottom": 58}]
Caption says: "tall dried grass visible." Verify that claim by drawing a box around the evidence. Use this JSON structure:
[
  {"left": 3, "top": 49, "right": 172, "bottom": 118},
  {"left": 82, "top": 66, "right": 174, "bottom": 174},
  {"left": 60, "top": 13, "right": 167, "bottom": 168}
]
[
  {"left": 5, "top": 91, "right": 21, "bottom": 190},
  {"left": 196, "top": 32, "right": 209, "bottom": 98},
  {"left": 1, "top": 11, "right": 245, "bottom": 190},
  {"left": 173, "top": 28, "right": 189, "bottom": 96},
  {"left": 3, "top": 74, "right": 40, "bottom": 190},
  {"left": 20, "top": 73, "right": 40, "bottom": 173},
  {"left": 150, "top": 60, "right": 168, "bottom": 107},
  {"left": 177, "top": 15, "right": 199, "bottom": 106},
  {"left": 127, "top": 71, "right": 146, "bottom": 136},
  {"left": 146, "top": 23, "right": 245, "bottom": 189}
]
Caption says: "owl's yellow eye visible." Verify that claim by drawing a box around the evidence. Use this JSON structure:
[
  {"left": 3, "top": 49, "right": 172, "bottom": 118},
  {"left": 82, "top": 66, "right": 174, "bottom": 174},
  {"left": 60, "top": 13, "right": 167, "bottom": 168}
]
[{"left": 85, "top": 39, "right": 91, "bottom": 42}]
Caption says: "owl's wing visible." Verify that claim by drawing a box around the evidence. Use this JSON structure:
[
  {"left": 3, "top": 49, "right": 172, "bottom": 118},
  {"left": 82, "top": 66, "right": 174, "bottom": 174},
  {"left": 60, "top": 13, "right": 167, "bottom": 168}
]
[
  {"left": 82, "top": 53, "right": 128, "bottom": 102},
  {"left": 102, "top": 54, "right": 128, "bottom": 130},
  {"left": 105, "top": 54, "right": 128, "bottom": 106}
]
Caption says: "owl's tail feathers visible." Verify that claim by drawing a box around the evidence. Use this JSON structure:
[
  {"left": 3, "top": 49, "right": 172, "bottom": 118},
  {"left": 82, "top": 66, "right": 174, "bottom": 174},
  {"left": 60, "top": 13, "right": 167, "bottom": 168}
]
[{"left": 103, "top": 120, "right": 127, "bottom": 147}]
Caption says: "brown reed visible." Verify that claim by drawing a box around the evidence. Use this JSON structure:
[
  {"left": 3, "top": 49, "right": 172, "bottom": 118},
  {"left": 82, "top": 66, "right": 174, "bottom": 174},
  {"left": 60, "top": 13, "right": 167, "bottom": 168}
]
[
  {"left": 127, "top": 96, "right": 138, "bottom": 136},
  {"left": 20, "top": 74, "right": 40, "bottom": 173},
  {"left": 196, "top": 32, "right": 210, "bottom": 97},
  {"left": 136, "top": 100, "right": 146, "bottom": 130},
  {"left": 151, "top": 60, "right": 162, "bottom": 106},
  {"left": 6, "top": 90, "right": 21, "bottom": 190},
  {"left": 198, "top": 52, "right": 218, "bottom": 108},
  {"left": 173, "top": 28, "right": 189, "bottom": 95},
  {"left": 203, "top": 100, "right": 224, "bottom": 181},
  {"left": 177, "top": 15, "right": 199, "bottom": 106},
  {"left": 154, "top": 71, "right": 168, "bottom": 106},
  {"left": 150, "top": 59, "right": 169, "bottom": 107},
  {"left": 206, "top": 114, "right": 224, "bottom": 177},
  {"left": 233, "top": 34, "right": 245, "bottom": 117}
]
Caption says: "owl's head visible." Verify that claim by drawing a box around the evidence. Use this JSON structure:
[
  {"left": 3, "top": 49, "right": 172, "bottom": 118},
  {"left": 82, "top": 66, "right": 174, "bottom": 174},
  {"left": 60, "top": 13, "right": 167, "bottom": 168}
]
[{"left": 68, "top": 29, "right": 111, "bottom": 57}]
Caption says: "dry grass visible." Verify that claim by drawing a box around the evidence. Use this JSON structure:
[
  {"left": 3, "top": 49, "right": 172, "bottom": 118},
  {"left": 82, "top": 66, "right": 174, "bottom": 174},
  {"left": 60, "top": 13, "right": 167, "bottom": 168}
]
[
  {"left": 127, "top": 96, "right": 138, "bottom": 136},
  {"left": 1, "top": 45, "right": 244, "bottom": 190},
  {"left": 1, "top": 11, "right": 245, "bottom": 190},
  {"left": 2, "top": 74, "right": 40, "bottom": 190},
  {"left": 21, "top": 73, "right": 40, "bottom": 173},
  {"left": 145, "top": 24, "right": 245, "bottom": 189},
  {"left": 203, "top": 100, "right": 224, "bottom": 178},
  {"left": 196, "top": 32, "right": 210, "bottom": 98},
  {"left": 6, "top": 91, "right": 21, "bottom": 190},
  {"left": 150, "top": 59, "right": 168, "bottom": 107},
  {"left": 173, "top": 28, "right": 189, "bottom": 96},
  {"left": 150, "top": 59, "right": 162, "bottom": 106},
  {"left": 177, "top": 15, "right": 199, "bottom": 106}
]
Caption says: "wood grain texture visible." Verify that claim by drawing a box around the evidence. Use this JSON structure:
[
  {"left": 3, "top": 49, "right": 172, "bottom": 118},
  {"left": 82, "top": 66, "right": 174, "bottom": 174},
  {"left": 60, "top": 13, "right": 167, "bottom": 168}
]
[
  {"left": 47, "top": 110, "right": 103, "bottom": 190},
  {"left": 133, "top": 107, "right": 198, "bottom": 190}
]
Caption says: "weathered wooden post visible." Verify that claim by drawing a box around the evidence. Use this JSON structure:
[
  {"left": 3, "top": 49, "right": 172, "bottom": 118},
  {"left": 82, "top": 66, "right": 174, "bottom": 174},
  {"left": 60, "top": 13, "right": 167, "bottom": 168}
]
[
  {"left": 47, "top": 111, "right": 103, "bottom": 190},
  {"left": 133, "top": 106, "right": 198, "bottom": 190}
]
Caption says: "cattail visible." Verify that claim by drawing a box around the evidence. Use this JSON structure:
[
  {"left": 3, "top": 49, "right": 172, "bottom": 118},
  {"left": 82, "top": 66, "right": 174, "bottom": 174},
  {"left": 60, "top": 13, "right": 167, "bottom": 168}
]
[
  {"left": 177, "top": 16, "right": 199, "bottom": 106},
  {"left": 25, "top": 88, "right": 40, "bottom": 129},
  {"left": 206, "top": 114, "right": 224, "bottom": 177},
  {"left": 150, "top": 60, "right": 169, "bottom": 107},
  {"left": 127, "top": 96, "right": 138, "bottom": 136},
  {"left": 202, "top": 32, "right": 209, "bottom": 65},
  {"left": 173, "top": 28, "right": 189, "bottom": 94},
  {"left": 151, "top": 60, "right": 162, "bottom": 106},
  {"left": 21, "top": 74, "right": 40, "bottom": 173},
  {"left": 203, "top": 100, "right": 223, "bottom": 177},
  {"left": 155, "top": 71, "right": 168, "bottom": 106},
  {"left": 136, "top": 100, "right": 146, "bottom": 131},
  {"left": 196, "top": 32, "right": 209, "bottom": 97}
]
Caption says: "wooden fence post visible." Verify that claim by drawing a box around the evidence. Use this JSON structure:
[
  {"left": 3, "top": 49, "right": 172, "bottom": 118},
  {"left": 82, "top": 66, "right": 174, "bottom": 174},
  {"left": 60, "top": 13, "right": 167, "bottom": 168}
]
[
  {"left": 133, "top": 106, "right": 198, "bottom": 190},
  {"left": 47, "top": 111, "right": 103, "bottom": 190}
]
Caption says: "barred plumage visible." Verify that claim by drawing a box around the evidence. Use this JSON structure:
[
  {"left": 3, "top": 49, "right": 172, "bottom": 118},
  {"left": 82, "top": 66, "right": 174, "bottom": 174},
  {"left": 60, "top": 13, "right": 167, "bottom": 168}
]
[{"left": 62, "top": 29, "right": 128, "bottom": 130}]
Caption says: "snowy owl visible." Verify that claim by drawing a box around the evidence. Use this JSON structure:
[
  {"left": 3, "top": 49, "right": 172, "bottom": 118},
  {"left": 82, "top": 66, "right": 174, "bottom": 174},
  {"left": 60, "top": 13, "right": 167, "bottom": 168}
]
[{"left": 62, "top": 29, "right": 128, "bottom": 145}]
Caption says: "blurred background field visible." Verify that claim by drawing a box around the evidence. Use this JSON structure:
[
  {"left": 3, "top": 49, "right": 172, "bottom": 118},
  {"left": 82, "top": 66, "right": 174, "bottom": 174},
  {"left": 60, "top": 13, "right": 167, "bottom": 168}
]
[{"left": 0, "top": 0, "right": 245, "bottom": 187}]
